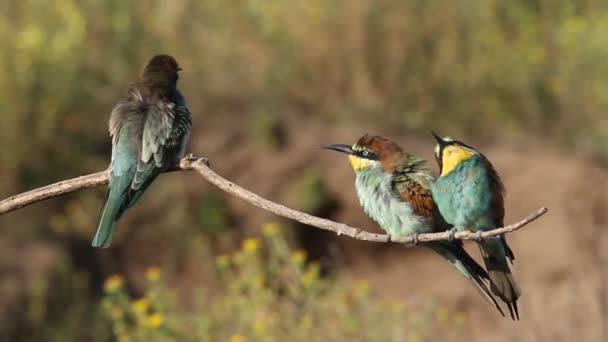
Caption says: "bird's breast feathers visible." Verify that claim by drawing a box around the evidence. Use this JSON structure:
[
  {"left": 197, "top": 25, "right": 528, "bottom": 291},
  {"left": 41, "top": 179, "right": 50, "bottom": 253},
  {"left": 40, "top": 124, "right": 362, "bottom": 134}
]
[{"left": 354, "top": 170, "right": 432, "bottom": 236}]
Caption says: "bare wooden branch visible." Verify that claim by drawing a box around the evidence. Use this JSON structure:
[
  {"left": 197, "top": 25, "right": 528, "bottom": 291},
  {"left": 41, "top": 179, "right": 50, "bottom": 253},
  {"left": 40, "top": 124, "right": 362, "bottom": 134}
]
[
  {"left": 0, "top": 156, "right": 548, "bottom": 245},
  {"left": 0, "top": 171, "right": 109, "bottom": 215}
]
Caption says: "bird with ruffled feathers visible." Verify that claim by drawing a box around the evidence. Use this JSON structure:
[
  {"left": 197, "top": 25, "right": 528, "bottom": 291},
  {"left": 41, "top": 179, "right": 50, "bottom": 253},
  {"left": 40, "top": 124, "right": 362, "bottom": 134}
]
[{"left": 93, "top": 55, "right": 192, "bottom": 248}]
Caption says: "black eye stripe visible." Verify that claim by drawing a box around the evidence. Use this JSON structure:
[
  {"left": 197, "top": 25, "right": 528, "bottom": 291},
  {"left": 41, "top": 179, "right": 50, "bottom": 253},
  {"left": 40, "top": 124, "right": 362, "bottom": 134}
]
[{"left": 355, "top": 150, "right": 378, "bottom": 160}]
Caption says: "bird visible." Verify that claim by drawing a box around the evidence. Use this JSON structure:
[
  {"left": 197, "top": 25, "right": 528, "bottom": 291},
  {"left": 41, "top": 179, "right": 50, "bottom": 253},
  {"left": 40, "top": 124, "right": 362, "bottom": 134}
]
[
  {"left": 430, "top": 132, "right": 520, "bottom": 320},
  {"left": 321, "top": 134, "right": 504, "bottom": 316},
  {"left": 92, "top": 55, "right": 192, "bottom": 248}
]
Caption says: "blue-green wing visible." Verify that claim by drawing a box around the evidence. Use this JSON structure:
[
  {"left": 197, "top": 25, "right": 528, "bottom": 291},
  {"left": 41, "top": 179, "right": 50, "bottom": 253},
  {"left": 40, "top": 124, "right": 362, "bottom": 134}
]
[
  {"left": 93, "top": 100, "right": 145, "bottom": 247},
  {"left": 120, "top": 101, "right": 191, "bottom": 215}
]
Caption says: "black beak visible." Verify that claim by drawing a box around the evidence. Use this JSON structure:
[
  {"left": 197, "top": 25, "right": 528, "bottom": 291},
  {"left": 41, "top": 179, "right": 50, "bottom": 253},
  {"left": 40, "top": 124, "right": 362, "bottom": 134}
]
[
  {"left": 320, "top": 144, "right": 353, "bottom": 155},
  {"left": 431, "top": 131, "right": 446, "bottom": 146}
]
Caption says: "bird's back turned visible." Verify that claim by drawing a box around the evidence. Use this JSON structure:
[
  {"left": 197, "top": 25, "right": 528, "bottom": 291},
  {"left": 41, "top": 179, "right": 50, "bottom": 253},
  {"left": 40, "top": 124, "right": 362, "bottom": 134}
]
[{"left": 93, "top": 55, "right": 191, "bottom": 248}]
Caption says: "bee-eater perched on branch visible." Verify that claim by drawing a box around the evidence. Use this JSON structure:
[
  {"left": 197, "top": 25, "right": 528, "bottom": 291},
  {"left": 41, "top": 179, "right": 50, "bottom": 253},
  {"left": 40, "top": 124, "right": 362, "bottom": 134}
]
[
  {"left": 431, "top": 133, "right": 520, "bottom": 320},
  {"left": 92, "top": 55, "right": 192, "bottom": 248},
  {"left": 321, "top": 134, "right": 504, "bottom": 317}
]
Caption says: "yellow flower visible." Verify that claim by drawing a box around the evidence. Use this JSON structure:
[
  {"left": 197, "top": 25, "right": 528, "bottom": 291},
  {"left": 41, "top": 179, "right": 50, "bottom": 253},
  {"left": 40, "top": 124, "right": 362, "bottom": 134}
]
[
  {"left": 146, "top": 267, "right": 160, "bottom": 282},
  {"left": 354, "top": 279, "right": 370, "bottom": 298},
  {"left": 453, "top": 312, "right": 466, "bottom": 327},
  {"left": 291, "top": 249, "right": 307, "bottom": 265},
  {"left": 131, "top": 298, "right": 149, "bottom": 315},
  {"left": 302, "top": 263, "right": 319, "bottom": 286},
  {"left": 391, "top": 303, "right": 405, "bottom": 315},
  {"left": 228, "top": 335, "right": 246, "bottom": 342},
  {"left": 262, "top": 222, "right": 280, "bottom": 236},
  {"left": 146, "top": 313, "right": 164, "bottom": 328},
  {"left": 253, "top": 317, "right": 267, "bottom": 335},
  {"left": 528, "top": 47, "right": 545, "bottom": 65},
  {"left": 242, "top": 238, "right": 260, "bottom": 253},
  {"left": 253, "top": 275, "right": 265, "bottom": 288},
  {"left": 215, "top": 254, "right": 230, "bottom": 269},
  {"left": 435, "top": 307, "right": 449, "bottom": 322},
  {"left": 103, "top": 274, "right": 124, "bottom": 293},
  {"left": 300, "top": 314, "right": 313, "bottom": 330}
]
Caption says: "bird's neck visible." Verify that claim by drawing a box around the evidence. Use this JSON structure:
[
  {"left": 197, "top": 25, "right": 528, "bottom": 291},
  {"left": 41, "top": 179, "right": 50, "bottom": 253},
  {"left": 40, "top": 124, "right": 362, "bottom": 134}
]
[
  {"left": 141, "top": 73, "right": 178, "bottom": 100},
  {"left": 448, "top": 155, "right": 481, "bottom": 176},
  {"left": 354, "top": 167, "right": 393, "bottom": 222},
  {"left": 354, "top": 168, "right": 391, "bottom": 196}
]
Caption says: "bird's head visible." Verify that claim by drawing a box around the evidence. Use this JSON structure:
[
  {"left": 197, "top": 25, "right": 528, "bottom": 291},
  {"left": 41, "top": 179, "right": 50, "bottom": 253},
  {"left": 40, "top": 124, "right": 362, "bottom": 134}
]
[
  {"left": 321, "top": 134, "right": 404, "bottom": 173},
  {"left": 432, "top": 131, "right": 479, "bottom": 177},
  {"left": 142, "top": 54, "right": 182, "bottom": 83}
]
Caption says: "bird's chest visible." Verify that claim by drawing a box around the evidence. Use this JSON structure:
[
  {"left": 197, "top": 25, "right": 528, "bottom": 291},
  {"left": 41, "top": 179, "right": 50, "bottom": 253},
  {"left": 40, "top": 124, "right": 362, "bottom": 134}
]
[
  {"left": 354, "top": 172, "right": 430, "bottom": 236},
  {"left": 432, "top": 162, "right": 493, "bottom": 230}
]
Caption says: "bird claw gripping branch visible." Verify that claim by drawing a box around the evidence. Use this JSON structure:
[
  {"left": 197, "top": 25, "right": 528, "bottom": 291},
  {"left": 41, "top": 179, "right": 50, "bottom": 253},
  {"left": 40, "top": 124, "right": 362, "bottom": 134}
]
[
  {"left": 412, "top": 232, "right": 420, "bottom": 245},
  {"left": 475, "top": 230, "right": 484, "bottom": 243},
  {"left": 448, "top": 227, "right": 458, "bottom": 242}
]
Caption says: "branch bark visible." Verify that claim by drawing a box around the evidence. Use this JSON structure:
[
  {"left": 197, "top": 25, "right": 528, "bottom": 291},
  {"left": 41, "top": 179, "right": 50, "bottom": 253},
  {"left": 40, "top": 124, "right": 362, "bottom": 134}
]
[{"left": 0, "top": 156, "right": 548, "bottom": 245}]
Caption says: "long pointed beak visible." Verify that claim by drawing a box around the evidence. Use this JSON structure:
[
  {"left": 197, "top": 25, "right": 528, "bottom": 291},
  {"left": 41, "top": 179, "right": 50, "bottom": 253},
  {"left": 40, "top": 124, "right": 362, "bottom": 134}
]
[
  {"left": 320, "top": 144, "right": 353, "bottom": 154},
  {"left": 431, "top": 131, "right": 446, "bottom": 146}
]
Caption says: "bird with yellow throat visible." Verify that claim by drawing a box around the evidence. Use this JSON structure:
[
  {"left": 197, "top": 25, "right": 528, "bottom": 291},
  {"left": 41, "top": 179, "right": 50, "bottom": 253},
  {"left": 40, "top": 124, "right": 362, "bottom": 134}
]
[
  {"left": 322, "top": 134, "right": 504, "bottom": 316},
  {"left": 431, "top": 132, "right": 520, "bottom": 320}
]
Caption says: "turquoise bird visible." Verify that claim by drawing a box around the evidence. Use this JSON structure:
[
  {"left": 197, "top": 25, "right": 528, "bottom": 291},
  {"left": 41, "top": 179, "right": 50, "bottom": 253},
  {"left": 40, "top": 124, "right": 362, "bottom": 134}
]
[
  {"left": 322, "top": 134, "right": 504, "bottom": 316},
  {"left": 431, "top": 133, "right": 520, "bottom": 319},
  {"left": 92, "top": 55, "right": 192, "bottom": 248}
]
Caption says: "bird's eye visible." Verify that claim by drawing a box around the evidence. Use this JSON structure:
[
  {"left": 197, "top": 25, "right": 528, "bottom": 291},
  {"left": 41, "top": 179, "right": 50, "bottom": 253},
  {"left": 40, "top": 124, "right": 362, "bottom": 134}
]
[{"left": 362, "top": 151, "right": 369, "bottom": 157}]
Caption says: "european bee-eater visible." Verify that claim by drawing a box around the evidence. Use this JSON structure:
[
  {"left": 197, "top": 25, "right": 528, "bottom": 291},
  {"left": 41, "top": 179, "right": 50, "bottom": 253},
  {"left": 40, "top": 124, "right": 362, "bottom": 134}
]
[
  {"left": 322, "top": 134, "right": 503, "bottom": 316},
  {"left": 431, "top": 133, "right": 520, "bottom": 320},
  {"left": 92, "top": 55, "right": 192, "bottom": 248}
]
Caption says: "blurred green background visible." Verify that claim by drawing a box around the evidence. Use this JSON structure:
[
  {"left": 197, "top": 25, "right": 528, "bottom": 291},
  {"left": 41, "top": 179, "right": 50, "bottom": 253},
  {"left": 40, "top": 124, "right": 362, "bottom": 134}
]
[{"left": 0, "top": 1, "right": 607, "bottom": 341}]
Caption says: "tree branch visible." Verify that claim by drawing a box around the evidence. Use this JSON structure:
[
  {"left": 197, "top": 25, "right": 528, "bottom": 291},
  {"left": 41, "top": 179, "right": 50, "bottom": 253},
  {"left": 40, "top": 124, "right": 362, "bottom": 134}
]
[{"left": 0, "top": 156, "right": 547, "bottom": 245}]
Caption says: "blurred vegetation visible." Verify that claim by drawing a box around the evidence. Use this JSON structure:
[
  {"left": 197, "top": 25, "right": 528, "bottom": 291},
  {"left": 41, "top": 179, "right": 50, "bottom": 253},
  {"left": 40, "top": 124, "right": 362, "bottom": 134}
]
[
  {"left": 1, "top": 0, "right": 607, "bottom": 339},
  {"left": 16, "top": 226, "right": 463, "bottom": 341},
  {"left": 2, "top": 1, "right": 608, "bottom": 192},
  {"left": 197, "top": 191, "right": 231, "bottom": 234},
  {"left": 100, "top": 226, "right": 461, "bottom": 341},
  {"left": 289, "top": 168, "right": 333, "bottom": 214}
]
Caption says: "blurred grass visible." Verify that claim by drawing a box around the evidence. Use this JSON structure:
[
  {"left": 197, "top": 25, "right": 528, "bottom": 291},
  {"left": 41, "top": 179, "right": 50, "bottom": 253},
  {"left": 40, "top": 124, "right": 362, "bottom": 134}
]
[
  {"left": 2, "top": 1, "right": 608, "bottom": 191},
  {"left": 98, "top": 225, "right": 459, "bottom": 341}
]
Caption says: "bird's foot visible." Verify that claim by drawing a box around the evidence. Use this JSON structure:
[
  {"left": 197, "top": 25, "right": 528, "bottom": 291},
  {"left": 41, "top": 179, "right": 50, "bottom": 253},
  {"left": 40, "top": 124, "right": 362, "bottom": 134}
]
[
  {"left": 448, "top": 227, "right": 458, "bottom": 242},
  {"left": 412, "top": 233, "right": 420, "bottom": 246},
  {"left": 385, "top": 234, "right": 392, "bottom": 243},
  {"left": 475, "top": 231, "right": 484, "bottom": 243},
  {"left": 184, "top": 153, "right": 211, "bottom": 167},
  {"left": 184, "top": 153, "right": 197, "bottom": 161}
]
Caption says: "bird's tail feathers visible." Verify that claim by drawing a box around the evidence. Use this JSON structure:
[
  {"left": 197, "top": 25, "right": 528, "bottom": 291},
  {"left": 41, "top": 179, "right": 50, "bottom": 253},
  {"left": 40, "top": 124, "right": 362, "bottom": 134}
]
[
  {"left": 92, "top": 187, "right": 124, "bottom": 248},
  {"left": 116, "top": 174, "right": 158, "bottom": 220},
  {"left": 427, "top": 242, "right": 505, "bottom": 317},
  {"left": 479, "top": 237, "right": 521, "bottom": 320}
]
